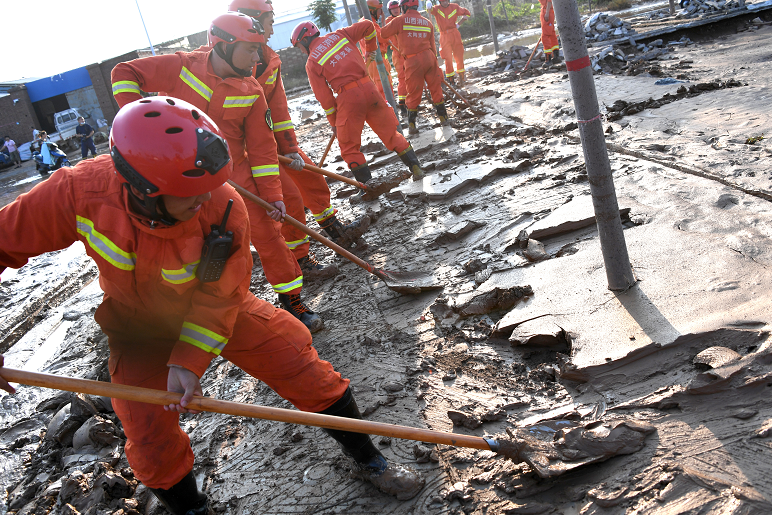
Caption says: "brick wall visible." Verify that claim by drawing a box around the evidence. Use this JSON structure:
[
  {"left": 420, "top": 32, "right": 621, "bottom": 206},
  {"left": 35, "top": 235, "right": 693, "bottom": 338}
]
[
  {"left": 0, "top": 87, "right": 40, "bottom": 146},
  {"left": 277, "top": 46, "right": 310, "bottom": 90},
  {"left": 93, "top": 51, "right": 142, "bottom": 125}
]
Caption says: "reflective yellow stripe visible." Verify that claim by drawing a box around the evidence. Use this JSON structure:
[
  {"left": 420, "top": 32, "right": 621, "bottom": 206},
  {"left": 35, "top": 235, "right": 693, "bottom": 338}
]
[
  {"left": 325, "top": 107, "right": 336, "bottom": 116},
  {"left": 398, "top": 95, "right": 407, "bottom": 101},
  {"left": 112, "top": 80, "right": 141, "bottom": 96},
  {"left": 273, "top": 275, "right": 303, "bottom": 293},
  {"left": 365, "top": 30, "right": 377, "bottom": 40},
  {"left": 449, "top": 9, "right": 457, "bottom": 17},
  {"left": 265, "top": 68, "right": 279, "bottom": 85},
  {"left": 286, "top": 236, "right": 310, "bottom": 249},
  {"left": 162, "top": 261, "right": 200, "bottom": 285},
  {"left": 180, "top": 322, "right": 228, "bottom": 355},
  {"left": 313, "top": 206, "right": 336, "bottom": 222},
  {"left": 318, "top": 38, "right": 349, "bottom": 65},
  {"left": 272, "top": 120, "right": 294, "bottom": 132},
  {"left": 446, "top": 71, "right": 456, "bottom": 77},
  {"left": 437, "top": 10, "right": 446, "bottom": 17},
  {"left": 76, "top": 216, "right": 136, "bottom": 271},
  {"left": 223, "top": 95, "right": 259, "bottom": 108},
  {"left": 405, "top": 25, "right": 432, "bottom": 32},
  {"left": 179, "top": 66, "right": 213, "bottom": 102},
  {"left": 544, "top": 45, "right": 560, "bottom": 53},
  {"left": 251, "top": 164, "right": 280, "bottom": 177}
]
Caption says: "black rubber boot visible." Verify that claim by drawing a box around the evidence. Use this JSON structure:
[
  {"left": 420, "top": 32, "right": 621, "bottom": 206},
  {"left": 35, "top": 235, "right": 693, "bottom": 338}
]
[
  {"left": 399, "top": 101, "right": 408, "bottom": 120},
  {"left": 542, "top": 53, "right": 553, "bottom": 68},
  {"left": 297, "top": 253, "right": 338, "bottom": 281},
  {"left": 318, "top": 214, "right": 371, "bottom": 246},
  {"left": 319, "top": 388, "right": 425, "bottom": 500},
  {"left": 407, "top": 109, "right": 419, "bottom": 135},
  {"left": 434, "top": 102, "right": 450, "bottom": 126},
  {"left": 457, "top": 71, "right": 466, "bottom": 86},
  {"left": 398, "top": 145, "right": 424, "bottom": 181},
  {"left": 148, "top": 471, "right": 210, "bottom": 515},
  {"left": 552, "top": 52, "right": 562, "bottom": 64},
  {"left": 278, "top": 293, "right": 324, "bottom": 333},
  {"left": 351, "top": 163, "right": 372, "bottom": 184}
]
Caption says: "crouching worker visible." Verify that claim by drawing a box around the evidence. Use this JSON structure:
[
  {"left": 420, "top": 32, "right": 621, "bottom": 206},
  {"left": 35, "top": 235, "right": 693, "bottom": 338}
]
[{"left": 0, "top": 97, "right": 424, "bottom": 514}]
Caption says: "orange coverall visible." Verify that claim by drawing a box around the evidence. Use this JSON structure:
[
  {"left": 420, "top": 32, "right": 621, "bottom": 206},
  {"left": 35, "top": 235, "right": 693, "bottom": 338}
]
[
  {"left": 356, "top": 18, "right": 394, "bottom": 102},
  {"left": 540, "top": 0, "right": 559, "bottom": 57},
  {"left": 255, "top": 44, "right": 337, "bottom": 259},
  {"left": 385, "top": 14, "right": 408, "bottom": 105},
  {"left": 381, "top": 12, "right": 444, "bottom": 111},
  {"left": 0, "top": 156, "right": 349, "bottom": 489},
  {"left": 306, "top": 20, "right": 410, "bottom": 169},
  {"left": 112, "top": 50, "right": 304, "bottom": 296},
  {"left": 429, "top": 3, "right": 471, "bottom": 79}
]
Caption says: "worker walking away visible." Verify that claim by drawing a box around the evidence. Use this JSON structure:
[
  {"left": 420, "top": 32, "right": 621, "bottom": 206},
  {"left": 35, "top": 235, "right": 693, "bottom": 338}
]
[
  {"left": 292, "top": 20, "right": 425, "bottom": 183},
  {"left": 540, "top": 0, "right": 561, "bottom": 67},
  {"left": 112, "top": 13, "right": 323, "bottom": 332},
  {"left": 0, "top": 98, "right": 426, "bottom": 512},
  {"left": 428, "top": 0, "right": 470, "bottom": 85},
  {"left": 357, "top": 0, "right": 395, "bottom": 103},
  {"left": 381, "top": 0, "right": 449, "bottom": 135},
  {"left": 229, "top": 0, "right": 371, "bottom": 252},
  {"left": 385, "top": 0, "right": 408, "bottom": 119}
]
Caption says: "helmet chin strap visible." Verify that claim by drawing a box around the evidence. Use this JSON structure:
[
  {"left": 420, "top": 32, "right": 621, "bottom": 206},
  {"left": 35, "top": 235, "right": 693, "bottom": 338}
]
[
  {"left": 125, "top": 184, "right": 178, "bottom": 227},
  {"left": 214, "top": 42, "right": 253, "bottom": 77}
]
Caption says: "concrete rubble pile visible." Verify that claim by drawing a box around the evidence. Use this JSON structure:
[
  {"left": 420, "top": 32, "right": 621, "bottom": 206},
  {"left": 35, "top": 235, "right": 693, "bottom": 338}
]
[
  {"left": 591, "top": 36, "right": 693, "bottom": 73},
  {"left": 583, "top": 12, "right": 636, "bottom": 42},
  {"left": 677, "top": 0, "right": 745, "bottom": 18},
  {"left": 486, "top": 44, "right": 547, "bottom": 75}
]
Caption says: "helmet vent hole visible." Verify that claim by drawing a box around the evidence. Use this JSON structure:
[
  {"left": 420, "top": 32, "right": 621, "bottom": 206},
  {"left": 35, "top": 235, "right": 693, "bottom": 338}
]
[
  {"left": 139, "top": 100, "right": 151, "bottom": 103},
  {"left": 166, "top": 127, "right": 184, "bottom": 134},
  {"left": 166, "top": 98, "right": 176, "bottom": 106},
  {"left": 191, "top": 110, "right": 200, "bottom": 120},
  {"left": 183, "top": 169, "right": 206, "bottom": 177},
  {"left": 144, "top": 111, "right": 161, "bottom": 118}
]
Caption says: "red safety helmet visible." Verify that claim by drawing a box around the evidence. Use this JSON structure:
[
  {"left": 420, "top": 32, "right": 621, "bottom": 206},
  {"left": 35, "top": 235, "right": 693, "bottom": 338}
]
[
  {"left": 291, "top": 21, "right": 321, "bottom": 49},
  {"left": 228, "top": 0, "right": 273, "bottom": 19},
  {"left": 400, "top": 0, "right": 419, "bottom": 11},
  {"left": 209, "top": 12, "right": 265, "bottom": 47},
  {"left": 110, "top": 97, "right": 231, "bottom": 199},
  {"left": 387, "top": 0, "right": 400, "bottom": 12},
  {"left": 367, "top": 0, "right": 383, "bottom": 10}
]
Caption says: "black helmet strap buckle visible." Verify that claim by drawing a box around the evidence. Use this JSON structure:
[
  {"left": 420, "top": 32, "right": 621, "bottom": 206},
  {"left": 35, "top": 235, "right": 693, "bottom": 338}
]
[
  {"left": 111, "top": 146, "right": 159, "bottom": 196},
  {"left": 194, "top": 128, "right": 230, "bottom": 175}
]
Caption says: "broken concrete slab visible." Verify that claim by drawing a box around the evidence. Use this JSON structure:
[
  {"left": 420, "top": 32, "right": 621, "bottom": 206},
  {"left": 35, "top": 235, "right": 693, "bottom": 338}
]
[
  {"left": 526, "top": 194, "right": 631, "bottom": 241},
  {"left": 433, "top": 220, "right": 486, "bottom": 245},
  {"left": 509, "top": 316, "right": 570, "bottom": 349}
]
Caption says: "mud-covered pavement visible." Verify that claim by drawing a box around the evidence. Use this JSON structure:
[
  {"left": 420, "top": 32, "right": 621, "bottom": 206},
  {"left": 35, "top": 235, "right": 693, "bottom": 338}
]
[{"left": 2, "top": 14, "right": 772, "bottom": 515}]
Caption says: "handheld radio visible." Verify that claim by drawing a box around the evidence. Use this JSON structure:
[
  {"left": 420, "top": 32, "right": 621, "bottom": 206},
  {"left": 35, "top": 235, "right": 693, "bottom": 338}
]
[{"left": 196, "top": 199, "right": 234, "bottom": 283}]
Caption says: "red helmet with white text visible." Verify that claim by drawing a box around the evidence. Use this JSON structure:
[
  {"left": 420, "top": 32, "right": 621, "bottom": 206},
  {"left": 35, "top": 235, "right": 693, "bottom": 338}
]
[
  {"left": 400, "top": 0, "right": 419, "bottom": 12},
  {"left": 291, "top": 21, "right": 321, "bottom": 50},
  {"left": 387, "top": 0, "right": 400, "bottom": 12},
  {"left": 228, "top": 0, "right": 273, "bottom": 19}
]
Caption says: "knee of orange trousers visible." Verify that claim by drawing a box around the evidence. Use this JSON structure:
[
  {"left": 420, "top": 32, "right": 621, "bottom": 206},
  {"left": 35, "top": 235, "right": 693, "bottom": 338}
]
[
  {"left": 542, "top": 31, "right": 558, "bottom": 52},
  {"left": 365, "top": 103, "right": 409, "bottom": 154},
  {"left": 244, "top": 200, "right": 302, "bottom": 294},
  {"left": 279, "top": 165, "right": 310, "bottom": 260},
  {"left": 451, "top": 41, "right": 465, "bottom": 72},
  {"left": 222, "top": 303, "right": 350, "bottom": 412},
  {"left": 336, "top": 106, "right": 367, "bottom": 168}
]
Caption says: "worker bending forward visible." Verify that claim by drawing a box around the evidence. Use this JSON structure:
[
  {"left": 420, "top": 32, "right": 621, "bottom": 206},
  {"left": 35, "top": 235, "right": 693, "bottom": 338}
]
[
  {"left": 0, "top": 98, "right": 425, "bottom": 514},
  {"left": 540, "top": 0, "right": 561, "bottom": 66},
  {"left": 429, "top": 0, "right": 470, "bottom": 85},
  {"left": 292, "top": 20, "right": 425, "bottom": 183},
  {"left": 382, "top": 0, "right": 449, "bottom": 135}
]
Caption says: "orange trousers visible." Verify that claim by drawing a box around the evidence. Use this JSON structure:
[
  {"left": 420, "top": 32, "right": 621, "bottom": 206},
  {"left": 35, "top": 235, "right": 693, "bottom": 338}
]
[
  {"left": 279, "top": 149, "right": 337, "bottom": 259},
  {"left": 404, "top": 49, "right": 444, "bottom": 110},
  {"left": 393, "top": 51, "right": 407, "bottom": 104},
  {"left": 231, "top": 159, "right": 303, "bottom": 295},
  {"left": 367, "top": 54, "right": 394, "bottom": 103},
  {"left": 439, "top": 28, "right": 465, "bottom": 78},
  {"left": 540, "top": 9, "right": 559, "bottom": 55},
  {"left": 108, "top": 298, "right": 350, "bottom": 490},
  {"left": 336, "top": 80, "right": 410, "bottom": 169}
]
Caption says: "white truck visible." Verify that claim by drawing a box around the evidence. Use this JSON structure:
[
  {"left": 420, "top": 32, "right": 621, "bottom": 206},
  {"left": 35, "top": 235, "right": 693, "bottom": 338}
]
[{"left": 48, "top": 108, "right": 85, "bottom": 144}]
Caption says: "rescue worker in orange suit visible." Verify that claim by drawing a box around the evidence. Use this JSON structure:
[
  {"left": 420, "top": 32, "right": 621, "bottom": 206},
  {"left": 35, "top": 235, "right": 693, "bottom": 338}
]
[
  {"left": 0, "top": 98, "right": 426, "bottom": 513},
  {"left": 228, "top": 0, "right": 371, "bottom": 253},
  {"left": 112, "top": 13, "right": 323, "bottom": 332},
  {"left": 385, "top": 0, "right": 409, "bottom": 119},
  {"left": 292, "top": 20, "right": 425, "bottom": 183},
  {"left": 381, "top": 0, "right": 449, "bottom": 135},
  {"left": 356, "top": 0, "right": 395, "bottom": 103},
  {"left": 428, "top": 0, "right": 471, "bottom": 85},
  {"left": 540, "top": 0, "right": 561, "bottom": 67}
]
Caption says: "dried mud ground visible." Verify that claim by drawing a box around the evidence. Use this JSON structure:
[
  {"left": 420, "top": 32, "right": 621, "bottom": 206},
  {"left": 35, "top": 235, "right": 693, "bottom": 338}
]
[{"left": 2, "top": 19, "right": 772, "bottom": 515}]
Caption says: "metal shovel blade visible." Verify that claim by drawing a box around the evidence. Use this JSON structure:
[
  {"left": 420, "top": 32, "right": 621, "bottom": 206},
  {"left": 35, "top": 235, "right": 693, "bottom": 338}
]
[{"left": 374, "top": 268, "right": 444, "bottom": 294}]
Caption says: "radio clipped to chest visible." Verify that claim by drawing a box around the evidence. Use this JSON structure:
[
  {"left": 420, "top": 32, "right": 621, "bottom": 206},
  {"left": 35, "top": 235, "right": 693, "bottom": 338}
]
[{"left": 197, "top": 199, "right": 234, "bottom": 283}]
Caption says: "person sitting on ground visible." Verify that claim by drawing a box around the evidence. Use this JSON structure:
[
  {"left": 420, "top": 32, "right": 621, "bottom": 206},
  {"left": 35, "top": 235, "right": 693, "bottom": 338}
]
[
  {"left": 1, "top": 136, "right": 22, "bottom": 168},
  {"left": 0, "top": 97, "right": 425, "bottom": 514},
  {"left": 75, "top": 116, "right": 98, "bottom": 159}
]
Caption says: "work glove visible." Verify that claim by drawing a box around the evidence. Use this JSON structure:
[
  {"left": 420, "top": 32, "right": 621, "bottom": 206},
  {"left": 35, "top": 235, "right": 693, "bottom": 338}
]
[
  {"left": 165, "top": 365, "right": 202, "bottom": 414},
  {"left": 285, "top": 153, "right": 304, "bottom": 171},
  {"left": 365, "top": 51, "right": 377, "bottom": 65},
  {"left": 267, "top": 200, "right": 287, "bottom": 222}
]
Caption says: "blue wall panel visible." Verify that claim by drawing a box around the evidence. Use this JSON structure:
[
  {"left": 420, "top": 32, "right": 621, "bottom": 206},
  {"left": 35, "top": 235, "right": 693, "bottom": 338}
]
[{"left": 27, "top": 68, "right": 93, "bottom": 103}]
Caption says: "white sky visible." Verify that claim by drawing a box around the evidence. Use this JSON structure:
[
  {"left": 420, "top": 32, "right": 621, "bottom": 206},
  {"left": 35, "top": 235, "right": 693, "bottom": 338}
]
[{"left": 3, "top": 0, "right": 310, "bottom": 83}]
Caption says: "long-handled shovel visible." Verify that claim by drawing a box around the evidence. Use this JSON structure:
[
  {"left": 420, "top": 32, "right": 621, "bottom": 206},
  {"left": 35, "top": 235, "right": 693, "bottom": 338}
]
[
  {"left": 318, "top": 133, "right": 336, "bottom": 168},
  {"left": 441, "top": 78, "right": 486, "bottom": 116},
  {"left": 522, "top": 36, "right": 543, "bottom": 72},
  {"left": 227, "top": 180, "right": 442, "bottom": 294},
  {"left": 277, "top": 155, "right": 365, "bottom": 191}
]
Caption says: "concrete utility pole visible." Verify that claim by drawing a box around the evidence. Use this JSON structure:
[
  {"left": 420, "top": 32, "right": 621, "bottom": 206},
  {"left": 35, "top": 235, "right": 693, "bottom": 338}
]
[
  {"left": 552, "top": 0, "right": 636, "bottom": 291},
  {"left": 486, "top": 0, "right": 499, "bottom": 54},
  {"left": 342, "top": 0, "right": 354, "bottom": 25},
  {"left": 357, "top": 0, "right": 404, "bottom": 130}
]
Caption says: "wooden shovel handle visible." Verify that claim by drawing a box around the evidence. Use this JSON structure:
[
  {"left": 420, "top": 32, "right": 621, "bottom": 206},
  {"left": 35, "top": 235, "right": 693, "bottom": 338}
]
[
  {"left": 277, "top": 155, "right": 365, "bottom": 190},
  {"left": 442, "top": 78, "right": 473, "bottom": 108},
  {"left": 318, "top": 133, "right": 336, "bottom": 168},
  {"left": 0, "top": 367, "right": 493, "bottom": 451},
  {"left": 226, "top": 180, "right": 377, "bottom": 276}
]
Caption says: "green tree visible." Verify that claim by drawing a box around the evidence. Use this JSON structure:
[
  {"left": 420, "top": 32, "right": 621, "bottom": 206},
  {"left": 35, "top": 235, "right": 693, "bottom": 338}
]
[{"left": 310, "top": 0, "right": 338, "bottom": 32}]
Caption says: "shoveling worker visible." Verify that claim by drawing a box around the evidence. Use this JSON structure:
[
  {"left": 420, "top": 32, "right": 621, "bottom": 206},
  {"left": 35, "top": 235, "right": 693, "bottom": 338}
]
[
  {"left": 292, "top": 20, "right": 425, "bottom": 183},
  {"left": 381, "top": 0, "right": 449, "bottom": 135},
  {"left": 228, "top": 0, "right": 371, "bottom": 251},
  {"left": 539, "top": 0, "right": 561, "bottom": 67},
  {"left": 111, "top": 12, "right": 324, "bottom": 332},
  {"left": 0, "top": 98, "right": 426, "bottom": 513},
  {"left": 356, "top": 0, "right": 395, "bottom": 103},
  {"left": 385, "top": 0, "right": 409, "bottom": 119},
  {"left": 428, "top": 0, "right": 470, "bottom": 86}
]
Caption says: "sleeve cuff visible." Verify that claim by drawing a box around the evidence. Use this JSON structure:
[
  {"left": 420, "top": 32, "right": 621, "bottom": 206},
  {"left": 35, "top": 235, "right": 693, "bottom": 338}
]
[{"left": 168, "top": 341, "right": 214, "bottom": 378}]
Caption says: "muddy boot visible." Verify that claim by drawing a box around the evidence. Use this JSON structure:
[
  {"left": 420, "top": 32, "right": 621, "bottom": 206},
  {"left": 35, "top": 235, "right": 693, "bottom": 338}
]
[
  {"left": 278, "top": 293, "right": 324, "bottom": 333},
  {"left": 320, "top": 388, "right": 426, "bottom": 500},
  {"left": 398, "top": 145, "right": 424, "bottom": 181},
  {"left": 434, "top": 102, "right": 451, "bottom": 127},
  {"left": 552, "top": 52, "right": 562, "bottom": 65},
  {"left": 457, "top": 71, "right": 466, "bottom": 86},
  {"left": 351, "top": 163, "right": 372, "bottom": 185},
  {"left": 398, "top": 101, "right": 408, "bottom": 120},
  {"left": 542, "top": 53, "right": 553, "bottom": 68},
  {"left": 148, "top": 471, "right": 210, "bottom": 515},
  {"left": 445, "top": 74, "right": 455, "bottom": 86},
  {"left": 319, "top": 213, "right": 371, "bottom": 246},
  {"left": 407, "top": 109, "right": 419, "bottom": 135},
  {"left": 297, "top": 253, "right": 339, "bottom": 281}
]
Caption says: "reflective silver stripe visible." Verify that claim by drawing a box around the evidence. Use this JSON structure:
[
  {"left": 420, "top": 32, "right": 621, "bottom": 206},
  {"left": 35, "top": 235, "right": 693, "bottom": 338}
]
[
  {"left": 112, "top": 81, "right": 141, "bottom": 96},
  {"left": 272, "top": 275, "right": 303, "bottom": 293},
  {"left": 223, "top": 95, "right": 259, "bottom": 108},
  {"left": 179, "top": 66, "right": 213, "bottom": 102},
  {"left": 252, "top": 164, "right": 280, "bottom": 177},
  {"left": 365, "top": 30, "right": 377, "bottom": 40},
  {"left": 272, "top": 120, "right": 294, "bottom": 132},
  {"left": 162, "top": 261, "right": 200, "bottom": 284},
  {"left": 313, "top": 206, "right": 336, "bottom": 221},
  {"left": 180, "top": 322, "right": 228, "bottom": 355},
  {"left": 405, "top": 25, "right": 431, "bottom": 32},
  {"left": 325, "top": 107, "right": 336, "bottom": 116},
  {"left": 76, "top": 216, "right": 136, "bottom": 271},
  {"left": 318, "top": 38, "right": 349, "bottom": 65},
  {"left": 265, "top": 69, "right": 278, "bottom": 85},
  {"left": 286, "top": 236, "right": 310, "bottom": 249},
  {"left": 449, "top": 9, "right": 457, "bottom": 17}
]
